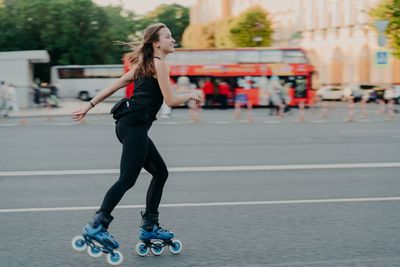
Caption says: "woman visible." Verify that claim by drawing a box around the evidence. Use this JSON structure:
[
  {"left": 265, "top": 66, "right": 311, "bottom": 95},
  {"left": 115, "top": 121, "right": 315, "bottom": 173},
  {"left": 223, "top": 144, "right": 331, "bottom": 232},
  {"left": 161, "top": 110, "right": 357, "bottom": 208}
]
[{"left": 72, "top": 23, "right": 201, "bottom": 254}]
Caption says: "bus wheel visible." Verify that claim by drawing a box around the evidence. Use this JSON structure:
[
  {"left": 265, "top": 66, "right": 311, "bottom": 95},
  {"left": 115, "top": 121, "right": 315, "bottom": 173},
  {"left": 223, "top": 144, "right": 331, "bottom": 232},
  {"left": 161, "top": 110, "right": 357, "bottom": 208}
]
[{"left": 79, "top": 91, "right": 90, "bottom": 101}]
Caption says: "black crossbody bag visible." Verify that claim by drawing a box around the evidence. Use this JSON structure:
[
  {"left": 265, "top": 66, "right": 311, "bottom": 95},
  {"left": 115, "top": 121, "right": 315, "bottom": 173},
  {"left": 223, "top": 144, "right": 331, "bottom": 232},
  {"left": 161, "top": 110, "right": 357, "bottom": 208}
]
[
  {"left": 110, "top": 97, "right": 149, "bottom": 122},
  {"left": 110, "top": 98, "right": 134, "bottom": 120}
]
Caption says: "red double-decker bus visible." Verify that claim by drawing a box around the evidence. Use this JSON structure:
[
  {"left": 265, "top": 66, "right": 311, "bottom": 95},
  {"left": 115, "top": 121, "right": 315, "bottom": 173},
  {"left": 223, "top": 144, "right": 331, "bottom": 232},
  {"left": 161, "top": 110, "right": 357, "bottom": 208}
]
[{"left": 124, "top": 48, "right": 317, "bottom": 107}]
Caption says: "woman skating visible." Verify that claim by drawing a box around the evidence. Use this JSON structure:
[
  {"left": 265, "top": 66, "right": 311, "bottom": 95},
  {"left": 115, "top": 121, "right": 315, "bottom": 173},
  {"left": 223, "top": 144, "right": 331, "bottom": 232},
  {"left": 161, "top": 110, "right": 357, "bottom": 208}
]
[{"left": 71, "top": 23, "right": 201, "bottom": 265}]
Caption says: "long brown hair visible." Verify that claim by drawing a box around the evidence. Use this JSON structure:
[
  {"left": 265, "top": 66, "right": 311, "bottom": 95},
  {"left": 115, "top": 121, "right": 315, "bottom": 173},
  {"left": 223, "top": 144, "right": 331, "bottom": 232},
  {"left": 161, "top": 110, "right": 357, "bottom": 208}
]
[{"left": 125, "top": 23, "right": 167, "bottom": 80}]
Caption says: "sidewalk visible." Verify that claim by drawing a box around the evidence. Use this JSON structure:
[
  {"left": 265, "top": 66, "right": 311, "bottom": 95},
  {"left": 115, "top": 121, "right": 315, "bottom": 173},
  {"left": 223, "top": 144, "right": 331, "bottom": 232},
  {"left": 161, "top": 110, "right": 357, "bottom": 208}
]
[
  {"left": 4, "top": 99, "right": 397, "bottom": 123},
  {"left": 6, "top": 99, "right": 114, "bottom": 118}
]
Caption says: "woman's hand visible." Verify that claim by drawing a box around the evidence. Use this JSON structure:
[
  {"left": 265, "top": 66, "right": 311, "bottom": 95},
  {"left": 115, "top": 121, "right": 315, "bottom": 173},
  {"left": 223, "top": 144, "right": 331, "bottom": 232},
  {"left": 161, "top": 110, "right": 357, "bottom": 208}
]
[
  {"left": 72, "top": 103, "right": 91, "bottom": 122},
  {"left": 190, "top": 91, "right": 202, "bottom": 105}
]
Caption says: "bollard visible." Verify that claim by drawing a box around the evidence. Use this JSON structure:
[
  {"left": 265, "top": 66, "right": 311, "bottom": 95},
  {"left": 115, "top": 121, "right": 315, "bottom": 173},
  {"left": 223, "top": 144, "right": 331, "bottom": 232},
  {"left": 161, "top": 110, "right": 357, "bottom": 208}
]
[
  {"left": 19, "top": 117, "right": 28, "bottom": 125},
  {"left": 233, "top": 101, "right": 241, "bottom": 119},
  {"left": 247, "top": 101, "right": 254, "bottom": 123},
  {"left": 321, "top": 101, "right": 328, "bottom": 119},
  {"left": 189, "top": 102, "right": 201, "bottom": 123},
  {"left": 360, "top": 97, "right": 368, "bottom": 119},
  {"left": 46, "top": 102, "right": 53, "bottom": 121},
  {"left": 378, "top": 99, "right": 386, "bottom": 114},
  {"left": 387, "top": 99, "right": 395, "bottom": 120},
  {"left": 298, "top": 101, "right": 305, "bottom": 122},
  {"left": 346, "top": 98, "right": 355, "bottom": 122}
]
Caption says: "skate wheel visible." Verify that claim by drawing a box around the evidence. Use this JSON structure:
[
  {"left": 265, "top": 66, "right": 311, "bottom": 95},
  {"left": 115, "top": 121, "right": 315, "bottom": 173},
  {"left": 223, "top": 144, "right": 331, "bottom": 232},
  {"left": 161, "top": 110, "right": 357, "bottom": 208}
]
[
  {"left": 87, "top": 244, "right": 103, "bottom": 258},
  {"left": 169, "top": 239, "right": 182, "bottom": 254},
  {"left": 135, "top": 242, "right": 149, "bottom": 257},
  {"left": 71, "top": 236, "right": 87, "bottom": 252},
  {"left": 106, "top": 251, "right": 124, "bottom": 266},
  {"left": 150, "top": 241, "right": 164, "bottom": 256}
]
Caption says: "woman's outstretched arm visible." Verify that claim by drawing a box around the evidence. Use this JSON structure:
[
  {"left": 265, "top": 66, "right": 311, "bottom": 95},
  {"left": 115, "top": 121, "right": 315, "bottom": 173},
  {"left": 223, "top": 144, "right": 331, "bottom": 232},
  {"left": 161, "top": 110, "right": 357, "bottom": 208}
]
[{"left": 72, "top": 68, "right": 135, "bottom": 122}]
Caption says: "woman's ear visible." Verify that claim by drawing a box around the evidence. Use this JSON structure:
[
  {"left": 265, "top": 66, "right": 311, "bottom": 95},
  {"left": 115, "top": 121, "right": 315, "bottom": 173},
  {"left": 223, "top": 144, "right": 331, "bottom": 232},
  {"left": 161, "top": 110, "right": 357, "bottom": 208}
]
[{"left": 153, "top": 42, "right": 161, "bottom": 49}]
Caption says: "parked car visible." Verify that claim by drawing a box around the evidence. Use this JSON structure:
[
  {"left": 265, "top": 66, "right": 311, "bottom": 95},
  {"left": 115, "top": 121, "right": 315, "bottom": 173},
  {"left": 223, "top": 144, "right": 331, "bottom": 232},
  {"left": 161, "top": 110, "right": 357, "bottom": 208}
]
[{"left": 317, "top": 86, "right": 344, "bottom": 101}]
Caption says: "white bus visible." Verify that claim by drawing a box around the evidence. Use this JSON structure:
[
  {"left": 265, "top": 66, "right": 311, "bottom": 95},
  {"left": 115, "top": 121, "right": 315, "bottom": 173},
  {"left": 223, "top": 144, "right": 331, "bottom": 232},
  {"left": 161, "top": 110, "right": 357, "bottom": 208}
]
[{"left": 51, "top": 64, "right": 125, "bottom": 100}]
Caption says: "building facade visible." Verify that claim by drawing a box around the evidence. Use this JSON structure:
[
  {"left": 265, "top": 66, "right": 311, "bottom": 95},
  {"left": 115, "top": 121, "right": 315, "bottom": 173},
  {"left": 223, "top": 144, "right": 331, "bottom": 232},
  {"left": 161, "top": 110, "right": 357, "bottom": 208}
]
[{"left": 190, "top": 0, "right": 400, "bottom": 86}]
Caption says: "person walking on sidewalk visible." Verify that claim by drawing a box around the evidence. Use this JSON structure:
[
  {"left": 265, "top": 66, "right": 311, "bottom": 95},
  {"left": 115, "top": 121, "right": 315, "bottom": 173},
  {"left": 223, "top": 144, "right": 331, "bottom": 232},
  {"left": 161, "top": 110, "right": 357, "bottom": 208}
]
[
  {"left": 1, "top": 82, "right": 18, "bottom": 117},
  {"left": 71, "top": 23, "right": 201, "bottom": 257}
]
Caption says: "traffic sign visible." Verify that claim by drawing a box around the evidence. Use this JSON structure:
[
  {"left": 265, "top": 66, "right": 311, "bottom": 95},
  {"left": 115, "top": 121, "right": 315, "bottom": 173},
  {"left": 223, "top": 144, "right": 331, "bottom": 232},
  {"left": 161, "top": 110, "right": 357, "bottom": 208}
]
[
  {"left": 374, "top": 49, "right": 390, "bottom": 67},
  {"left": 375, "top": 20, "right": 389, "bottom": 33}
]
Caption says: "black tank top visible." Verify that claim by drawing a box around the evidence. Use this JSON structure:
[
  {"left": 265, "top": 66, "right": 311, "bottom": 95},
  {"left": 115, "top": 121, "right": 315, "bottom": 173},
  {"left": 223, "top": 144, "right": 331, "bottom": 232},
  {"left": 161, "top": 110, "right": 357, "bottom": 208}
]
[{"left": 126, "top": 76, "right": 164, "bottom": 122}]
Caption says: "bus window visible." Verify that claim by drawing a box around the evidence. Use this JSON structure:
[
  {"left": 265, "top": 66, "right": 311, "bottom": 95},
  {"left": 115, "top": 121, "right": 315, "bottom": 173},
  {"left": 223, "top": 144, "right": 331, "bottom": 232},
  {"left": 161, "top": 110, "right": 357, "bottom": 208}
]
[
  {"left": 283, "top": 50, "right": 307, "bottom": 64},
  {"left": 58, "top": 68, "right": 84, "bottom": 79},
  {"left": 260, "top": 50, "right": 282, "bottom": 62},
  {"left": 52, "top": 65, "right": 124, "bottom": 100},
  {"left": 237, "top": 50, "right": 261, "bottom": 63},
  {"left": 85, "top": 67, "right": 109, "bottom": 78}
]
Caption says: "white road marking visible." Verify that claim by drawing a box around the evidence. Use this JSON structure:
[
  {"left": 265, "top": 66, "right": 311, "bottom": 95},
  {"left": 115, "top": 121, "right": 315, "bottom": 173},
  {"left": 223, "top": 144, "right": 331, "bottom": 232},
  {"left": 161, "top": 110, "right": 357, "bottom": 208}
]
[
  {"left": 1, "top": 196, "right": 400, "bottom": 213},
  {"left": 1, "top": 162, "right": 400, "bottom": 177},
  {"left": 212, "top": 121, "right": 230, "bottom": 124},
  {"left": 158, "top": 121, "right": 181, "bottom": 125},
  {"left": 264, "top": 120, "right": 280, "bottom": 123},
  {"left": 341, "top": 129, "right": 399, "bottom": 134}
]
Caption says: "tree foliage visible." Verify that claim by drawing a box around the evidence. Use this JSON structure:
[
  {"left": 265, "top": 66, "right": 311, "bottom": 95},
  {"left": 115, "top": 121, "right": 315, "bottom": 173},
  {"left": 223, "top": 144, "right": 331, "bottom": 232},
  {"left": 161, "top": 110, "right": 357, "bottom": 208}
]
[
  {"left": 371, "top": 0, "right": 400, "bottom": 58},
  {"left": 142, "top": 4, "right": 189, "bottom": 47},
  {"left": 228, "top": 5, "right": 273, "bottom": 47},
  {"left": 182, "top": 23, "right": 214, "bottom": 48},
  {"left": 0, "top": 0, "right": 190, "bottom": 64},
  {"left": 182, "top": 5, "right": 273, "bottom": 48},
  {"left": 214, "top": 18, "right": 234, "bottom": 48}
]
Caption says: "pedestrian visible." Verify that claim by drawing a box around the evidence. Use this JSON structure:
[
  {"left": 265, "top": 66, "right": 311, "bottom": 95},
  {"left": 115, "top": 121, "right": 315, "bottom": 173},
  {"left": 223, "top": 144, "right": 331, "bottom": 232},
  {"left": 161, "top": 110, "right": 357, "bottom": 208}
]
[
  {"left": 202, "top": 78, "right": 214, "bottom": 108},
  {"left": 268, "top": 77, "right": 284, "bottom": 117},
  {"left": 1, "top": 82, "right": 18, "bottom": 117},
  {"left": 7, "top": 83, "right": 18, "bottom": 112},
  {"left": 384, "top": 85, "right": 395, "bottom": 120},
  {"left": 0, "top": 81, "right": 6, "bottom": 114},
  {"left": 71, "top": 23, "right": 201, "bottom": 263},
  {"left": 217, "top": 79, "right": 230, "bottom": 109}
]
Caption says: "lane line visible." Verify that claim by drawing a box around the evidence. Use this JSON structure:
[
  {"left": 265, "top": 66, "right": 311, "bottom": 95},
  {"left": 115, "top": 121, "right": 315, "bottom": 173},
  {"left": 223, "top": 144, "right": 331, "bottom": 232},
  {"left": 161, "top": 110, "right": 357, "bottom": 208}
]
[
  {"left": 1, "top": 196, "right": 400, "bottom": 213},
  {"left": 1, "top": 162, "right": 400, "bottom": 177},
  {"left": 340, "top": 129, "right": 400, "bottom": 134}
]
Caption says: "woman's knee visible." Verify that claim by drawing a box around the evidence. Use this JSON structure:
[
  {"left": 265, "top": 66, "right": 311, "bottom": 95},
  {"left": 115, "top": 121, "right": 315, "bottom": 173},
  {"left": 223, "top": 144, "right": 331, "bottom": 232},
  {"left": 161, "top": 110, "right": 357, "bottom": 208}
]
[
  {"left": 118, "top": 176, "right": 137, "bottom": 190},
  {"left": 158, "top": 168, "right": 169, "bottom": 182}
]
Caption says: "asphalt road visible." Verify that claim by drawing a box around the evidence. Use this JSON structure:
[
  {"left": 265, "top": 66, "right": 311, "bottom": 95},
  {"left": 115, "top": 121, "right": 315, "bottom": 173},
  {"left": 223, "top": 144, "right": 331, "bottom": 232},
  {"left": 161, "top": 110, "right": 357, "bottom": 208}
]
[{"left": 0, "top": 107, "right": 399, "bottom": 267}]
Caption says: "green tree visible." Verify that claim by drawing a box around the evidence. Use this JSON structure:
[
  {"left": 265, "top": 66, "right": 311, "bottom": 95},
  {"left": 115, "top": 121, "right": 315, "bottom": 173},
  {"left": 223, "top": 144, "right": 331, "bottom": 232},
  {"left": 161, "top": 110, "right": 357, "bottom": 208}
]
[
  {"left": 99, "top": 5, "right": 139, "bottom": 63},
  {"left": 0, "top": 0, "right": 140, "bottom": 64},
  {"left": 214, "top": 18, "right": 234, "bottom": 48},
  {"left": 228, "top": 5, "right": 273, "bottom": 47},
  {"left": 371, "top": 0, "right": 400, "bottom": 58},
  {"left": 143, "top": 4, "right": 189, "bottom": 47}
]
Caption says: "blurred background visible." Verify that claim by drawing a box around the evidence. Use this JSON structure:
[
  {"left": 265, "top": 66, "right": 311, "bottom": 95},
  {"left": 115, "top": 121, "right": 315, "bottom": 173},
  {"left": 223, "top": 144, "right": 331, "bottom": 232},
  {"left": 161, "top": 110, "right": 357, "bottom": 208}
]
[{"left": 0, "top": 0, "right": 399, "bottom": 112}]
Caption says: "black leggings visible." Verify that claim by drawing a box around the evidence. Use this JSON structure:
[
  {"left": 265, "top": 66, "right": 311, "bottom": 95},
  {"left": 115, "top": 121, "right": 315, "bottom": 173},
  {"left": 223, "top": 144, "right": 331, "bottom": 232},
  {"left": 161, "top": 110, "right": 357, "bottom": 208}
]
[{"left": 99, "top": 120, "right": 168, "bottom": 215}]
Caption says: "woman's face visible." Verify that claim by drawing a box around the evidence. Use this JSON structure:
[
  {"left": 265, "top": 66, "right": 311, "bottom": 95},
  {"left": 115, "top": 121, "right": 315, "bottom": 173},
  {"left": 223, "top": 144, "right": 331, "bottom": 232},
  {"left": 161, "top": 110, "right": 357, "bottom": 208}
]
[{"left": 155, "top": 27, "right": 175, "bottom": 54}]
